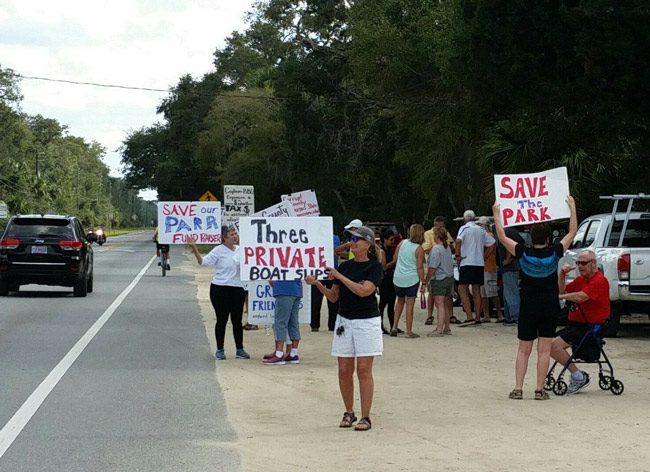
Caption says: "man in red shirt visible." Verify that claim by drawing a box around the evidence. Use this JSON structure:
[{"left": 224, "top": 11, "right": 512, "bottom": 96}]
[{"left": 551, "top": 250, "right": 610, "bottom": 394}]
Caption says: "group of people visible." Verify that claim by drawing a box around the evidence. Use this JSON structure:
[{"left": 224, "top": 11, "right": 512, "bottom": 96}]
[{"left": 183, "top": 195, "right": 611, "bottom": 433}]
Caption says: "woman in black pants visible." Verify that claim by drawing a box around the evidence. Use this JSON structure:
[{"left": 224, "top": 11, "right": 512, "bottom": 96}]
[
  {"left": 378, "top": 229, "right": 397, "bottom": 334},
  {"left": 190, "top": 226, "right": 250, "bottom": 361}
]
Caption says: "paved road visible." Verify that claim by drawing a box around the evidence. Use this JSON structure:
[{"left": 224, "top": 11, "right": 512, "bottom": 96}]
[{"left": 0, "top": 233, "right": 239, "bottom": 471}]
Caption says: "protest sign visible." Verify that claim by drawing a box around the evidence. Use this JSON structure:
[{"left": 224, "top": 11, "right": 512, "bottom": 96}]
[
  {"left": 281, "top": 190, "right": 320, "bottom": 217},
  {"left": 239, "top": 216, "right": 334, "bottom": 281},
  {"left": 157, "top": 201, "right": 222, "bottom": 244},
  {"left": 494, "top": 167, "right": 570, "bottom": 227},
  {"left": 223, "top": 185, "right": 255, "bottom": 227},
  {"left": 251, "top": 201, "right": 296, "bottom": 218},
  {"left": 247, "top": 282, "right": 311, "bottom": 325}
]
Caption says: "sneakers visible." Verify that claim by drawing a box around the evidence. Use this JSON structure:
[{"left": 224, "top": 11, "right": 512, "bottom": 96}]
[
  {"left": 284, "top": 354, "right": 300, "bottom": 364},
  {"left": 567, "top": 372, "right": 590, "bottom": 394},
  {"left": 262, "top": 354, "right": 286, "bottom": 365},
  {"left": 236, "top": 348, "right": 250, "bottom": 359},
  {"left": 215, "top": 349, "right": 226, "bottom": 360},
  {"left": 166, "top": 264, "right": 171, "bottom": 270}
]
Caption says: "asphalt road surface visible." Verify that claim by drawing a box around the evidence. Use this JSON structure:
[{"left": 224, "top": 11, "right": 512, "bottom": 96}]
[{"left": 0, "top": 233, "right": 239, "bottom": 471}]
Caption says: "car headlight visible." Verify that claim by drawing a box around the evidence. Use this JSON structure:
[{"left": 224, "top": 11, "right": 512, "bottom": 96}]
[{"left": 96, "top": 229, "right": 103, "bottom": 235}]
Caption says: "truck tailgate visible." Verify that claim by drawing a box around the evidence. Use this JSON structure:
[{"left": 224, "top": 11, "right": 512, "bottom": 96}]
[{"left": 630, "top": 248, "right": 650, "bottom": 293}]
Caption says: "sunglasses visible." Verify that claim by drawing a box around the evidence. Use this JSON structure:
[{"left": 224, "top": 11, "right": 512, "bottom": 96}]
[
  {"left": 575, "top": 260, "right": 595, "bottom": 266},
  {"left": 350, "top": 235, "right": 364, "bottom": 243}
]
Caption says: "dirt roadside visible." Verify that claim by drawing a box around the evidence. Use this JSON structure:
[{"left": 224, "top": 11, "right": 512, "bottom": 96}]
[{"left": 190, "top": 262, "right": 650, "bottom": 472}]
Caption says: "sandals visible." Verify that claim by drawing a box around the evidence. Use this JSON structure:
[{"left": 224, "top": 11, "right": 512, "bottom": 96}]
[
  {"left": 449, "top": 316, "right": 461, "bottom": 324},
  {"left": 424, "top": 317, "right": 434, "bottom": 325},
  {"left": 535, "top": 390, "right": 550, "bottom": 401},
  {"left": 405, "top": 332, "right": 420, "bottom": 338},
  {"left": 508, "top": 389, "right": 523, "bottom": 400},
  {"left": 354, "top": 417, "right": 372, "bottom": 431},
  {"left": 339, "top": 411, "right": 357, "bottom": 428},
  {"left": 426, "top": 330, "right": 444, "bottom": 337},
  {"left": 242, "top": 323, "right": 259, "bottom": 331}
]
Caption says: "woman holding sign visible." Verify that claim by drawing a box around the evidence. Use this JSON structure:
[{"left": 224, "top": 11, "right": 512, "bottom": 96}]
[
  {"left": 493, "top": 196, "right": 577, "bottom": 400},
  {"left": 305, "top": 226, "right": 383, "bottom": 432},
  {"left": 189, "top": 225, "right": 250, "bottom": 361}
]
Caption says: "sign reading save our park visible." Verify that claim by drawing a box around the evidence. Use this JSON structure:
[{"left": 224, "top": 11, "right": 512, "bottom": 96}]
[
  {"left": 238, "top": 216, "right": 334, "bottom": 281},
  {"left": 157, "top": 201, "right": 222, "bottom": 244},
  {"left": 494, "top": 167, "right": 570, "bottom": 228}
]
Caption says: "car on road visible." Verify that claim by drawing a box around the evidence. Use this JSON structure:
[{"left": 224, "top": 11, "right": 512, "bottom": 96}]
[{"left": 0, "top": 214, "right": 94, "bottom": 297}]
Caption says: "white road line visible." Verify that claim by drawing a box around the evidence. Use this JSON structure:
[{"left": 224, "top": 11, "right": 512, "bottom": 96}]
[{"left": 0, "top": 255, "right": 156, "bottom": 459}]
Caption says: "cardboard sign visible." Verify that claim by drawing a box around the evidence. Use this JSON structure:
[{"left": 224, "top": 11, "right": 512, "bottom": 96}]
[
  {"left": 223, "top": 185, "right": 255, "bottom": 227},
  {"left": 494, "top": 167, "right": 570, "bottom": 227},
  {"left": 157, "top": 201, "right": 222, "bottom": 244},
  {"left": 239, "top": 216, "right": 334, "bottom": 281},
  {"left": 247, "top": 282, "right": 311, "bottom": 325},
  {"left": 251, "top": 201, "right": 296, "bottom": 219},
  {"left": 281, "top": 190, "right": 320, "bottom": 217}
]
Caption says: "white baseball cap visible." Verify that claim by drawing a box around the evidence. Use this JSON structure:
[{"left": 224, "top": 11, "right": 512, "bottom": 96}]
[{"left": 344, "top": 218, "right": 363, "bottom": 230}]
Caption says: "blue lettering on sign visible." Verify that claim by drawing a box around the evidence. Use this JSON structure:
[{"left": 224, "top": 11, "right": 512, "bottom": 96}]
[
  {"left": 164, "top": 216, "right": 178, "bottom": 233},
  {"left": 193, "top": 217, "right": 202, "bottom": 230},
  {"left": 206, "top": 215, "right": 218, "bottom": 230}
]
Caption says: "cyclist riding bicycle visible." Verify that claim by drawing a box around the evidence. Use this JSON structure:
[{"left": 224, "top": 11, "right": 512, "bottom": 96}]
[{"left": 153, "top": 228, "right": 171, "bottom": 271}]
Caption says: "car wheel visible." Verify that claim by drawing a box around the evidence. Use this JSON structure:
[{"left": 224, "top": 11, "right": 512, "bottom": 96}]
[
  {"left": 601, "top": 302, "right": 621, "bottom": 337},
  {"left": 73, "top": 277, "right": 88, "bottom": 297},
  {"left": 87, "top": 273, "right": 94, "bottom": 293},
  {"left": 0, "top": 280, "right": 8, "bottom": 296}
]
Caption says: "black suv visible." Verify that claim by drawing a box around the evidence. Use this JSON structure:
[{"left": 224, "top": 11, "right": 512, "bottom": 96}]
[{"left": 0, "top": 214, "right": 94, "bottom": 297}]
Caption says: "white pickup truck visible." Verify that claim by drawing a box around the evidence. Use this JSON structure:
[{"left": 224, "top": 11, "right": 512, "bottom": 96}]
[{"left": 560, "top": 194, "right": 650, "bottom": 336}]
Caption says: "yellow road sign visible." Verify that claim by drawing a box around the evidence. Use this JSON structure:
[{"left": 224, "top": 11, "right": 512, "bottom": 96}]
[{"left": 198, "top": 190, "right": 219, "bottom": 202}]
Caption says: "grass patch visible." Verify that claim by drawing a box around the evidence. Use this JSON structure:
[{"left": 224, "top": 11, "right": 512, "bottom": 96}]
[{"left": 107, "top": 227, "right": 154, "bottom": 237}]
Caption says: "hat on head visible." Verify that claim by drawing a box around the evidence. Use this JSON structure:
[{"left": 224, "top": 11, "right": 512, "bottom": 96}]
[
  {"left": 477, "top": 216, "right": 490, "bottom": 226},
  {"left": 463, "top": 210, "right": 476, "bottom": 220},
  {"left": 344, "top": 218, "right": 363, "bottom": 230},
  {"left": 345, "top": 226, "right": 375, "bottom": 245}
]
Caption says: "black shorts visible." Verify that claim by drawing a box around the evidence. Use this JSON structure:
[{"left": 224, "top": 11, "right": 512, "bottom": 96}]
[
  {"left": 518, "top": 294, "right": 559, "bottom": 341},
  {"left": 156, "top": 243, "right": 170, "bottom": 252},
  {"left": 458, "top": 265, "right": 484, "bottom": 285},
  {"left": 557, "top": 323, "right": 601, "bottom": 361}
]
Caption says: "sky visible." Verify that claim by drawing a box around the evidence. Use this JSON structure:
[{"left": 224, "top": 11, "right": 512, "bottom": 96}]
[{"left": 0, "top": 0, "right": 255, "bottom": 200}]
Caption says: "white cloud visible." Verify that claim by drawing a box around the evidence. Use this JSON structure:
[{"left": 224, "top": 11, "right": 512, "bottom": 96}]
[{"left": 0, "top": 0, "right": 255, "bottom": 193}]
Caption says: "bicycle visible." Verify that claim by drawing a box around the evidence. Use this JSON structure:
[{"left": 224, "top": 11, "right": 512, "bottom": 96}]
[{"left": 156, "top": 243, "right": 170, "bottom": 277}]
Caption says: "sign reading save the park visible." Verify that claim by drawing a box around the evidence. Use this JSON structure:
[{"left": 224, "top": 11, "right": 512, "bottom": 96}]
[
  {"left": 238, "top": 216, "right": 334, "bottom": 281},
  {"left": 157, "top": 201, "right": 222, "bottom": 244},
  {"left": 494, "top": 167, "right": 570, "bottom": 228}
]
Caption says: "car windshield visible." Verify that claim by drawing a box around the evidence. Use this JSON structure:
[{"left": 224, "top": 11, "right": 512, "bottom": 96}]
[
  {"left": 6, "top": 219, "right": 74, "bottom": 239},
  {"left": 607, "top": 219, "right": 650, "bottom": 248}
]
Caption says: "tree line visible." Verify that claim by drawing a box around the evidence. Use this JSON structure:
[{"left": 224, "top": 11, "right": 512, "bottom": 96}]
[
  {"left": 121, "top": 0, "right": 649, "bottom": 230},
  {"left": 0, "top": 67, "right": 155, "bottom": 229}
]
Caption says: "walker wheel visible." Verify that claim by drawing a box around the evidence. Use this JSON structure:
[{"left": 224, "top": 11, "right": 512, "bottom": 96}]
[
  {"left": 553, "top": 380, "right": 568, "bottom": 396},
  {"left": 544, "top": 376, "right": 555, "bottom": 391},
  {"left": 598, "top": 376, "right": 612, "bottom": 390},
  {"left": 610, "top": 379, "right": 624, "bottom": 395}
]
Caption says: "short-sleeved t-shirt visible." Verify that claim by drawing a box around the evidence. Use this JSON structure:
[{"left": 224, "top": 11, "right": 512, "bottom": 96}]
[
  {"left": 515, "top": 242, "right": 564, "bottom": 293},
  {"left": 272, "top": 280, "right": 303, "bottom": 298},
  {"left": 456, "top": 222, "right": 495, "bottom": 267},
  {"left": 334, "top": 260, "right": 383, "bottom": 319},
  {"left": 202, "top": 244, "right": 244, "bottom": 288},
  {"left": 427, "top": 244, "right": 454, "bottom": 280},
  {"left": 566, "top": 271, "right": 610, "bottom": 324}
]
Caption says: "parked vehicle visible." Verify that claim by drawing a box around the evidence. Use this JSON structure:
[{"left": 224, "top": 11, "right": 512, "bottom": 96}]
[
  {"left": 559, "top": 194, "right": 650, "bottom": 336},
  {"left": 86, "top": 227, "right": 107, "bottom": 245},
  {"left": 0, "top": 214, "right": 94, "bottom": 297}
]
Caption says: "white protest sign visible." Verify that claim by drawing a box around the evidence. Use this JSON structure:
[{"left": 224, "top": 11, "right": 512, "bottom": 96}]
[
  {"left": 252, "top": 201, "right": 296, "bottom": 218},
  {"left": 157, "top": 201, "right": 222, "bottom": 244},
  {"left": 223, "top": 185, "right": 255, "bottom": 227},
  {"left": 247, "top": 282, "right": 311, "bottom": 325},
  {"left": 494, "top": 167, "right": 570, "bottom": 228},
  {"left": 239, "top": 216, "right": 334, "bottom": 281},
  {"left": 281, "top": 190, "right": 320, "bottom": 216}
]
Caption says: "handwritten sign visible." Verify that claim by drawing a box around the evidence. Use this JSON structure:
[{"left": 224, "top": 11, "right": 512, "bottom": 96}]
[
  {"left": 251, "top": 201, "right": 296, "bottom": 219},
  {"left": 281, "top": 190, "right": 320, "bottom": 217},
  {"left": 157, "top": 201, "right": 222, "bottom": 244},
  {"left": 239, "top": 216, "right": 334, "bottom": 281},
  {"left": 494, "top": 167, "right": 570, "bottom": 227},
  {"left": 247, "top": 282, "right": 311, "bottom": 325},
  {"left": 223, "top": 185, "right": 255, "bottom": 227}
]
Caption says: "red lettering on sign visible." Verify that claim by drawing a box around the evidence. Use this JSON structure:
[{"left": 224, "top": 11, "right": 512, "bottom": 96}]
[
  {"left": 527, "top": 208, "right": 539, "bottom": 222},
  {"left": 499, "top": 177, "right": 514, "bottom": 198},
  {"left": 162, "top": 203, "right": 197, "bottom": 216},
  {"left": 244, "top": 247, "right": 254, "bottom": 264},
  {"left": 304, "top": 247, "right": 316, "bottom": 266},
  {"left": 503, "top": 208, "right": 514, "bottom": 226},
  {"left": 255, "top": 246, "right": 267, "bottom": 266},
  {"left": 289, "top": 249, "right": 304, "bottom": 268},
  {"left": 540, "top": 207, "right": 551, "bottom": 220},
  {"left": 276, "top": 247, "right": 290, "bottom": 267},
  {"left": 318, "top": 247, "right": 326, "bottom": 267}
]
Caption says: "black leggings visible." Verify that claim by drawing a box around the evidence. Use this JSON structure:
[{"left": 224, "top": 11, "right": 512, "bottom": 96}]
[
  {"left": 210, "top": 284, "right": 247, "bottom": 350},
  {"left": 379, "top": 277, "right": 396, "bottom": 328}
]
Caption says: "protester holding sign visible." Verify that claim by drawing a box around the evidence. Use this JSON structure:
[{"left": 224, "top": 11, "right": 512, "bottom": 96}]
[
  {"left": 305, "top": 226, "right": 383, "bottom": 432},
  {"left": 493, "top": 195, "right": 577, "bottom": 401},
  {"left": 189, "top": 225, "right": 250, "bottom": 361}
]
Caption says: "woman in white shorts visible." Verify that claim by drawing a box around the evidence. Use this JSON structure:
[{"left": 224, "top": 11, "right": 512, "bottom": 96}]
[{"left": 306, "top": 225, "right": 384, "bottom": 432}]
